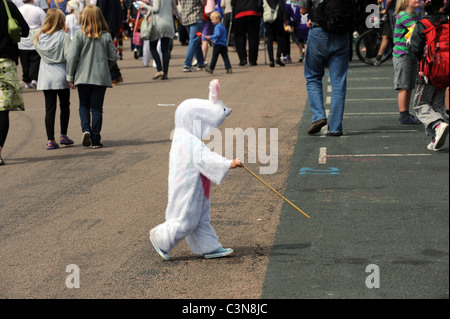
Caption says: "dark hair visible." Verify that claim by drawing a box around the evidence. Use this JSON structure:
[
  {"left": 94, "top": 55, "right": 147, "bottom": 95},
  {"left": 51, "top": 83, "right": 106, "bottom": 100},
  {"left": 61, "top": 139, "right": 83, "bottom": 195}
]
[{"left": 424, "top": 0, "right": 445, "bottom": 14}]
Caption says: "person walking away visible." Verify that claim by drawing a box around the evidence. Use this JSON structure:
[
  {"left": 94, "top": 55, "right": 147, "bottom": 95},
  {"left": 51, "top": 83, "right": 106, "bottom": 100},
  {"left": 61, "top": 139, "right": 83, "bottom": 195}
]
[
  {"left": 410, "top": 0, "right": 449, "bottom": 151},
  {"left": 139, "top": 0, "right": 179, "bottom": 80},
  {"left": 18, "top": 0, "right": 46, "bottom": 89},
  {"left": 292, "top": 0, "right": 310, "bottom": 62},
  {"left": 34, "top": 9, "right": 74, "bottom": 150},
  {"left": 260, "top": 0, "right": 288, "bottom": 67},
  {"left": 393, "top": 0, "right": 421, "bottom": 124},
  {"left": 300, "top": 0, "right": 357, "bottom": 137},
  {"left": 65, "top": 0, "right": 81, "bottom": 39},
  {"left": 0, "top": 0, "right": 30, "bottom": 165},
  {"left": 231, "top": 0, "right": 261, "bottom": 66},
  {"left": 179, "top": 0, "right": 207, "bottom": 72},
  {"left": 204, "top": 11, "right": 233, "bottom": 74},
  {"left": 66, "top": 5, "right": 117, "bottom": 149},
  {"left": 373, "top": 0, "right": 397, "bottom": 66},
  {"left": 97, "top": 0, "right": 124, "bottom": 85}
]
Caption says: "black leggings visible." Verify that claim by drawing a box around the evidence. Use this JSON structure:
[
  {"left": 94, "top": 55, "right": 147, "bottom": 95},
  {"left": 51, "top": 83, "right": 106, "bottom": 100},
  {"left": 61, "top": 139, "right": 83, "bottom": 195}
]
[
  {"left": 44, "top": 89, "right": 71, "bottom": 141},
  {"left": 0, "top": 111, "right": 10, "bottom": 148}
]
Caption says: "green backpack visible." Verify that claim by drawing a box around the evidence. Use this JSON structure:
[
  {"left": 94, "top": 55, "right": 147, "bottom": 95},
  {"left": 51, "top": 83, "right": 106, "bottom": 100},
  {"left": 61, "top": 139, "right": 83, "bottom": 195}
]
[{"left": 3, "top": 0, "right": 22, "bottom": 44}]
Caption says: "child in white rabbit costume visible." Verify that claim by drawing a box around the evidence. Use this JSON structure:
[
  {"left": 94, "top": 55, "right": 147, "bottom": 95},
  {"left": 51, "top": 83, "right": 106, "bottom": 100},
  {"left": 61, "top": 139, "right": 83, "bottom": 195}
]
[{"left": 150, "top": 79, "right": 242, "bottom": 260}]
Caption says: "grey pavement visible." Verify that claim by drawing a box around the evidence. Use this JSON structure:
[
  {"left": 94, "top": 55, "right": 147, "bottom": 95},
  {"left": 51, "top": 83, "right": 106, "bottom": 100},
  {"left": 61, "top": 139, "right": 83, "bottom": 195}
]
[{"left": 262, "top": 59, "right": 449, "bottom": 299}]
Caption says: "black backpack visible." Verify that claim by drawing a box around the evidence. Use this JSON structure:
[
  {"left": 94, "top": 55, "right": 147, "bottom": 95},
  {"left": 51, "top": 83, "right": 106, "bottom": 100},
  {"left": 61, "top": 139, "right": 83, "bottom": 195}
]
[{"left": 314, "top": 0, "right": 357, "bottom": 34}]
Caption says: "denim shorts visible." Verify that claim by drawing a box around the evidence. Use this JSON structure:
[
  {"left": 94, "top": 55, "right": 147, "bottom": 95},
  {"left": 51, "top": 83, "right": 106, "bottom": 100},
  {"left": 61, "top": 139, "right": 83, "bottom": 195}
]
[{"left": 393, "top": 55, "right": 418, "bottom": 91}]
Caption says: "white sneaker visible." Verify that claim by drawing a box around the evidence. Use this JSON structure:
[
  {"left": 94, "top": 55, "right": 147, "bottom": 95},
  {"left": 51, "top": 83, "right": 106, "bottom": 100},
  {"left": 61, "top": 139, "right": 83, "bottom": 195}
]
[
  {"left": 31, "top": 80, "right": 37, "bottom": 88},
  {"left": 434, "top": 122, "right": 449, "bottom": 150},
  {"left": 427, "top": 140, "right": 443, "bottom": 151},
  {"left": 24, "top": 83, "right": 33, "bottom": 89},
  {"left": 149, "top": 235, "right": 170, "bottom": 261},
  {"left": 204, "top": 247, "right": 234, "bottom": 259}
]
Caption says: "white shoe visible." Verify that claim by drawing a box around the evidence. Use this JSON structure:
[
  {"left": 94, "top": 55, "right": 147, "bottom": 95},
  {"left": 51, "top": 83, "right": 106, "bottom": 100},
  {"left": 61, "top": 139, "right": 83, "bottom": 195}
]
[
  {"left": 427, "top": 141, "right": 443, "bottom": 151},
  {"left": 204, "top": 247, "right": 234, "bottom": 259},
  {"left": 149, "top": 235, "right": 170, "bottom": 261},
  {"left": 434, "top": 122, "right": 449, "bottom": 150}
]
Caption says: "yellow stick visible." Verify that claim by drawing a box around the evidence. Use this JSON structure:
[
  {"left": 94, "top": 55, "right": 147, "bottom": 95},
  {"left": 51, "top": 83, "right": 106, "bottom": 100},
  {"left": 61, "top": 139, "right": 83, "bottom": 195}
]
[{"left": 241, "top": 165, "right": 311, "bottom": 219}]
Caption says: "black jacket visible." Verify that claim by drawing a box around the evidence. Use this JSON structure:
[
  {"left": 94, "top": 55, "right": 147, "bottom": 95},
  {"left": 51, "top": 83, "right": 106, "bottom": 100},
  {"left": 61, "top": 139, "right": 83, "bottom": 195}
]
[
  {"left": 231, "top": 0, "right": 260, "bottom": 15},
  {"left": 0, "top": 0, "right": 30, "bottom": 64},
  {"left": 97, "top": 0, "right": 123, "bottom": 33}
]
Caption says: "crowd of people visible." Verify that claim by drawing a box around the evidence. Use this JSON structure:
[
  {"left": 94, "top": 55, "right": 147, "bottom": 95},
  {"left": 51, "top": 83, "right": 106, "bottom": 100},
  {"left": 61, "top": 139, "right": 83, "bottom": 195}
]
[{"left": 0, "top": 0, "right": 449, "bottom": 166}]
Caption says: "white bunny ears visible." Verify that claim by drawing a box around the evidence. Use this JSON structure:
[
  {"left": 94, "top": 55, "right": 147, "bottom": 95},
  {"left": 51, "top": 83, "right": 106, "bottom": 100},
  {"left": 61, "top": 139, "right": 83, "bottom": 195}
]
[{"left": 209, "top": 79, "right": 220, "bottom": 104}]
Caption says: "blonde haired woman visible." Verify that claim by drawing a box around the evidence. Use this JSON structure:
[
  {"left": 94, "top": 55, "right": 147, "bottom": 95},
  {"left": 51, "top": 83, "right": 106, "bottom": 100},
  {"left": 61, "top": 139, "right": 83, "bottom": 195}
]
[{"left": 66, "top": 5, "right": 117, "bottom": 149}]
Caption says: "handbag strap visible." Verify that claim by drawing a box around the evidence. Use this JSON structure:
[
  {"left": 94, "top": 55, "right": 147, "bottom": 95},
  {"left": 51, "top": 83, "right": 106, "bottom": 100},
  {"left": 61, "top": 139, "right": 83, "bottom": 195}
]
[
  {"left": 3, "top": 0, "right": 13, "bottom": 20},
  {"left": 134, "top": 10, "right": 140, "bottom": 32}
]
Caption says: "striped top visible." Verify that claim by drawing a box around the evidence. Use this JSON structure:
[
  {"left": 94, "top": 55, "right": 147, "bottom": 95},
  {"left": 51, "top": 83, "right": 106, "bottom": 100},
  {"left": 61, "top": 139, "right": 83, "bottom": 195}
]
[{"left": 393, "top": 11, "right": 419, "bottom": 58}]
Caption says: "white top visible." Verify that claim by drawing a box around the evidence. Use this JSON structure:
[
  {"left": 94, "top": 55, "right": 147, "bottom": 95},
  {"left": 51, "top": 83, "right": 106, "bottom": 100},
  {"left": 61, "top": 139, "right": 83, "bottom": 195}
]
[
  {"left": 12, "top": 0, "right": 23, "bottom": 7},
  {"left": 65, "top": 14, "right": 81, "bottom": 39},
  {"left": 18, "top": 4, "right": 46, "bottom": 50},
  {"left": 34, "top": 0, "right": 49, "bottom": 9}
]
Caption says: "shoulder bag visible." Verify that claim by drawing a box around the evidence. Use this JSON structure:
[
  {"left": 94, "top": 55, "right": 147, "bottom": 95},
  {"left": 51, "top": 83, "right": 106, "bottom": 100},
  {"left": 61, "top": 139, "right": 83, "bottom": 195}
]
[
  {"left": 262, "top": 0, "right": 279, "bottom": 24},
  {"left": 3, "top": 0, "right": 22, "bottom": 44},
  {"left": 133, "top": 10, "right": 143, "bottom": 46},
  {"left": 140, "top": 7, "right": 154, "bottom": 40}
]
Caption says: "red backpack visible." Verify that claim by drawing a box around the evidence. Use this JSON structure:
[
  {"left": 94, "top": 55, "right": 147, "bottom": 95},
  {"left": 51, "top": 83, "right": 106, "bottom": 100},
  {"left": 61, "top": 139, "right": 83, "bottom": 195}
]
[{"left": 419, "top": 18, "right": 449, "bottom": 91}]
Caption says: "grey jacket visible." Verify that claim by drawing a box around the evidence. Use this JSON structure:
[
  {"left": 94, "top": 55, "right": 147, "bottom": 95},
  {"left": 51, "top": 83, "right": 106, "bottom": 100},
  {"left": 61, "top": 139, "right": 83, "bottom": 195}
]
[
  {"left": 34, "top": 29, "right": 71, "bottom": 90},
  {"left": 142, "top": 0, "right": 179, "bottom": 42},
  {"left": 66, "top": 30, "right": 117, "bottom": 87}
]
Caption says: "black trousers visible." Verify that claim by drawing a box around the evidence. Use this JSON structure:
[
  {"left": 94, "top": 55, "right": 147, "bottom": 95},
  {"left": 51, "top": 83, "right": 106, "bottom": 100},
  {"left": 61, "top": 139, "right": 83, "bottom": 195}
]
[
  {"left": 44, "top": 89, "right": 71, "bottom": 141},
  {"left": 234, "top": 15, "right": 260, "bottom": 65},
  {"left": 264, "top": 17, "right": 286, "bottom": 62},
  {"left": 150, "top": 37, "right": 171, "bottom": 75},
  {"left": 0, "top": 110, "right": 9, "bottom": 148},
  {"left": 209, "top": 44, "right": 232, "bottom": 71},
  {"left": 19, "top": 49, "right": 40, "bottom": 83}
]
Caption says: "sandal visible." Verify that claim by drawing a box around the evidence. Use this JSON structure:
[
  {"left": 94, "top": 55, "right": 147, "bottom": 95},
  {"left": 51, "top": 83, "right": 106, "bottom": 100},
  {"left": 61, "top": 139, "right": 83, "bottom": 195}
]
[
  {"left": 60, "top": 135, "right": 74, "bottom": 145},
  {"left": 47, "top": 141, "right": 59, "bottom": 150},
  {"left": 153, "top": 71, "right": 164, "bottom": 80}
]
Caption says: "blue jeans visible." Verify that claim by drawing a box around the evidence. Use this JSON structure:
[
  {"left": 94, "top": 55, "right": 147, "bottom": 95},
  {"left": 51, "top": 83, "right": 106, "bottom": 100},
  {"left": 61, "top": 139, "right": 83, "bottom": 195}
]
[
  {"left": 77, "top": 85, "right": 106, "bottom": 145},
  {"left": 304, "top": 27, "right": 350, "bottom": 133},
  {"left": 184, "top": 20, "right": 204, "bottom": 67}
]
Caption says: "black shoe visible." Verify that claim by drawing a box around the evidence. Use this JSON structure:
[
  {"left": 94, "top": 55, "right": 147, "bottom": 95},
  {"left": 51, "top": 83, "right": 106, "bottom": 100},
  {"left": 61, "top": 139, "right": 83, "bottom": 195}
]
[
  {"left": 329, "top": 132, "right": 343, "bottom": 137},
  {"left": 226, "top": 69, "right": 232, "bottom": 74},
  {"left": 239, "top": 60, "right": 247, "bottom": 66},
  {"left": 92, "top": 143, "right": 103, "bottom": 149},
  {"left": 133, "top": 49, "right": 139, "bottom": 59},
  {"left": 204, "top": 66, "right": 213, "bottom": 74},
  {"left": 307, "top": 119, "right": 327, "bottom": 135},
  {"left": 269, "top": 61, "right": 275, "bottom": 67},
  {"left": 276, "top": 58, "right": 285, "bottom": 67}
]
